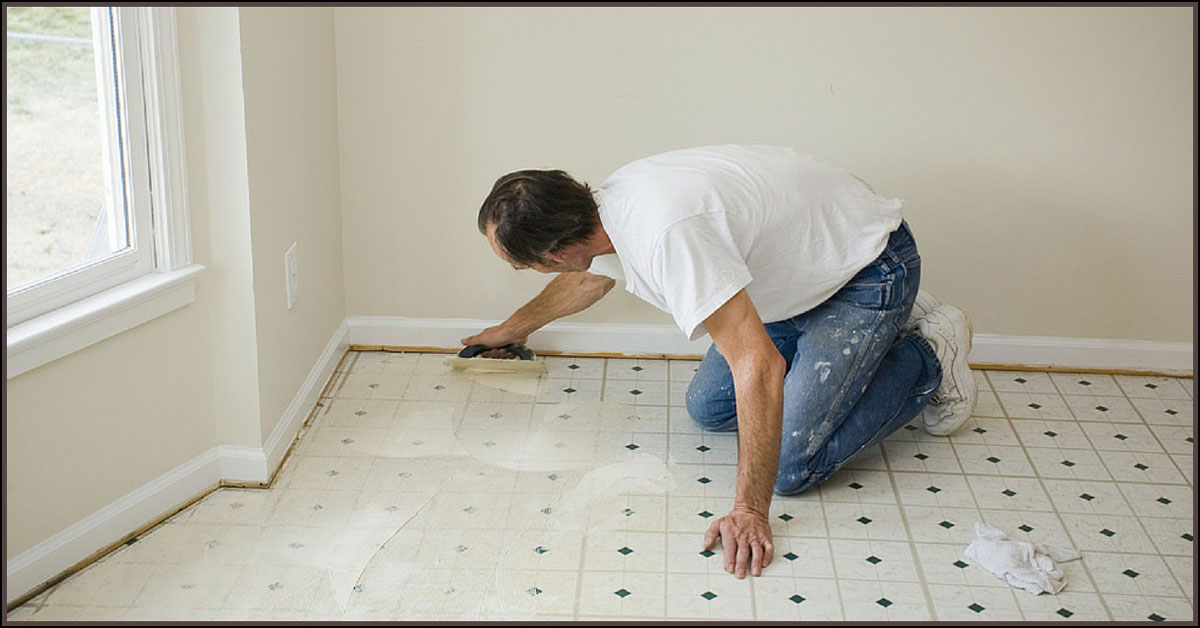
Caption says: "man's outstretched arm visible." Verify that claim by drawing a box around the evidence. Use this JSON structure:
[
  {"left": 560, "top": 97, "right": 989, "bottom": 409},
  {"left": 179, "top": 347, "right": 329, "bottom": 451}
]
[
  {"left": 462, "top": 271, "right": 615, "bottom": 350},
  {"left": 700, "top": 289, "right": 786, "bottom": 578}
]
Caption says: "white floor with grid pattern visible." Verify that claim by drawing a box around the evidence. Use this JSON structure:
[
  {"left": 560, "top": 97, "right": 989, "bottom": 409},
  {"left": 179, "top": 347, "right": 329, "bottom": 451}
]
[{"left": 7, "top": 351, "right": 1194, "bottom": 621}]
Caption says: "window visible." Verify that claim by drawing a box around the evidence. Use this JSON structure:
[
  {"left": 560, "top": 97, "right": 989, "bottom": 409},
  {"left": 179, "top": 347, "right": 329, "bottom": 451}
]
[{"left": 6, "top": 6, "right": 202, "bottom": 378}]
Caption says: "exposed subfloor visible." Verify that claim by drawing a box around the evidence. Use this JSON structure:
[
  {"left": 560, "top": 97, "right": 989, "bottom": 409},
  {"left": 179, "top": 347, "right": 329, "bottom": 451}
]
[{"left": 8, "top": 351, "right": 1195, "bottom": 621}]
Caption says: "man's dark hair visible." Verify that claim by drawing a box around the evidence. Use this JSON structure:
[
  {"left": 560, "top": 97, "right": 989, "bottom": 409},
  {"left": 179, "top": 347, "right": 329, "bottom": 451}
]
[{"left": 477, "top": 169, "right": 598, "bottom": 266}]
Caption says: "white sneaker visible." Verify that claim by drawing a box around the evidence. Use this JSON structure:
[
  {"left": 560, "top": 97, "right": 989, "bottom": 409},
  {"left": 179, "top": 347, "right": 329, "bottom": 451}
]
[
  {"left": 904, "top": 289, "right": 941, "bottom": 332},
  {"left": 916, "top": 304, "right": 977, "bottom": 436}
]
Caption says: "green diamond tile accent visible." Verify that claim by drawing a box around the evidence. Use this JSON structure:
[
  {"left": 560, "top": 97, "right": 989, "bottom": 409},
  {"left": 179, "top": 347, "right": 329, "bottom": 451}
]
[
  {"left": 914, "top": 453, "right": 929, "bottom": 460},
  {"left": 857, "top": 516, "right": 873, "bottom": 525},
  {"left": 629, "top": 389, "right": 643, "bottom": 396},
  {"left": 1099, "top": 528, "right": 1116, "bottom": 537},
  {"left": 697, "top": 476, "right": 712, "bottom": 484},
  {"left": 973, "top": 427, "right": 987, "bottom": 434},
  {"left": 1166, "top": 409, "right": 1179, "bottom": 416},
  {"left": 953, "top": 560, "right": 969, "bottom": 569},
  {"left": 969, "top": 603, "right": 985, "bottom": 613},
  {"left": 699, "top": 510, "right": 713, "bottom": 518},
  {"left": 784, "top": 552, "right": 799, "bottom": 561},
  {"left": 986, "top": 456, "right": 1001, "bottom": 463},
  {"left": 790, "top": 594, "right": 806, "bottom": 604},
  {"left": 939, "top": 520, "right": 955, "bottom": 529},
  {"left": 625, "top": 443, "right": 639, "bottom": 450},
  {"left": 1014, "top": 377, "right": 1027, "bottom": 384},
  {"left": 631, "top": 365, "right": 644, "bottom": 372},
  {"left": 696, "top": 445, "right": 711, "bottom": 452},
  {"left": 562, "top": 387, "right": 576, "bottom": 394},
  {"left": 1002, "top": 489, "right": 1017, "bottom": 497},
  {"left": 1157, "top": 497, "right": 1172, "bottom": 505},
  {"left": 534, "top": 546, "right": 549, "bottom": 555},
  {"left": 1078, "top": 380, "right": 1091, "bottom": 386},
  {"left": 701, "top": 591, "right": 718, "bottom": 601},
  {"left": 876, "top": 598, "right": 893, "bottom": 608},
  {"left": 866, "top": 555, "right": 882, "bottom": 564},
  {"left": 1061, "top": 460, "right": 1076, "bottom": 467},
  {"left": 1123, "top": 569, "right": 1140, "bottom": 578},
  {"left": 1148, "top": 613, "right": 1165, "bottom": 621},
  {"left": 1080, "top": 493, "right": 1095, "bottom": 501},
  {"left": 778, "top": 513, "right": 794, "bottom": 522},
  {"left": 926, "top": 486, "right": 942, "bottom": 493},
  {"left": 1182, "top": 533, "right": 1193, "bottom": 542},
  {"left": 1044, "top": 431, "right": 1058, "bottom": 438},
  {"left": 566, "top": 363, "right": 580, "bottom": 370},
  {"left": 1018, "top": 524, "right": 1034, "bottom": 533},
  {"left": 849, "top": 482, "right": 864, "bottom": 490},
  {"left": 618, "top": 547, "right": 633, "bottom": 555},
  {"left": 614, "top": 588, "right": 631, "bottom": 598},
  {"left": 1114, "top": 433, "right": 1127, "bottom": 440},
  {"left": 1029, "top": 403, "right": 1042, "bottom": 409},
  {"left": 1134, "top": 463, "right": 1149, "bottom": 470},
  {"left": 699, "top": 550, "right": 714, "bottom": 558},
  {"left": 1057, "top": 608, "right": 1074, "bottom": 618},
  {"left": 1096, "top": 406, "right": 1109, "bottom": 412}
]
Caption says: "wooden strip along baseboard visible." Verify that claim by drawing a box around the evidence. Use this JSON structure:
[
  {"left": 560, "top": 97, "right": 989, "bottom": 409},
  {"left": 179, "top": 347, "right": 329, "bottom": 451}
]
[{"left": 350, "top": 345, "right": 1193, "bottom": 378}]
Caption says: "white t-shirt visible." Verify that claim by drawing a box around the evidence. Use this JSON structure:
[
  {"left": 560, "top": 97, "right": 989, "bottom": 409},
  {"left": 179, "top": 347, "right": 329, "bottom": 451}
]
[{"left": 588, "top": 145, "right": 904, "bottom": 341}]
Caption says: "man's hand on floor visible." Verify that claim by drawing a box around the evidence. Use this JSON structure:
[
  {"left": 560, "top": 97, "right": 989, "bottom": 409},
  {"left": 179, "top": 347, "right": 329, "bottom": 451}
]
[{"left": 703, "top": 508, "right": 775, "bottom": 578}]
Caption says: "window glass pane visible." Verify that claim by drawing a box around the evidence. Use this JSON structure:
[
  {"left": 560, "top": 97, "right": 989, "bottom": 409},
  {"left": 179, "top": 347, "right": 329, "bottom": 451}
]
[{"left": 5, "top": 6, "right": 128, "bottom": 292}]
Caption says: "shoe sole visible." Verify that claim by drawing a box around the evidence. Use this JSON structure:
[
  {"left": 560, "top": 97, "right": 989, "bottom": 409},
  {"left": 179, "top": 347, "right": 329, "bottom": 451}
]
[{"left": 923, "top": 305, "right": 977, "bottom": 436}]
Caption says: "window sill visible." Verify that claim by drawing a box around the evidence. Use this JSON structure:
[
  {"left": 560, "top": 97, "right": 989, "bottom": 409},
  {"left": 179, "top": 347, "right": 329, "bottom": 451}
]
[{"left": 6, "top": 264, "right": 206, "bottom": 379}]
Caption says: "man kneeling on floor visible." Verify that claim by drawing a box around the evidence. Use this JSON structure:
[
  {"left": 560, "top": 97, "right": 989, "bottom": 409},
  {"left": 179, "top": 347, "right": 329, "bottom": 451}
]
[{"left": 464, "top": 145, "right": 978, "bottom": 579}]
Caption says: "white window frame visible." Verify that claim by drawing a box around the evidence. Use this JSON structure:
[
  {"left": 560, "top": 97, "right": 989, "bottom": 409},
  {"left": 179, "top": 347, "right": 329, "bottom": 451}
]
[{"left": 6, "top": 7, "right": 204, "bottom": 379}]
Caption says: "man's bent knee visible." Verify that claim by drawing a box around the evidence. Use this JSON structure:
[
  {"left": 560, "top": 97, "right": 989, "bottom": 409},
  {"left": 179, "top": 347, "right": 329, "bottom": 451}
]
[
  {"left": 774, "top": 469, "right": 818, "bottom": 496},
  {"left": 685, "top": 384, "right": 738, "bottom": 432}
]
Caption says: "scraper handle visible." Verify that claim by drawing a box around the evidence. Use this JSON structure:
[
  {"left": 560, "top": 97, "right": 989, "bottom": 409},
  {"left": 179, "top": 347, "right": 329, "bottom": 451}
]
[{"left": 458, "top": 344, "right": 534, "bottom": 360}]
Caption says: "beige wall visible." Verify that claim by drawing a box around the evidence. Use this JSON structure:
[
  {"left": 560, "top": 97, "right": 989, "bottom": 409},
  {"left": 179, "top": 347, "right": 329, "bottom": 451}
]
[
  {"left": 336, "top": 6, "right": 1193, "bottom": 342},
  {"left": 191, "top": 7, "right": 262, "bottom": 448},
  {"left": 239, "top": 8, "right": 346, "bottom": 442},
  {"left": 5, "top": 7, "right": 346, "bottom": 561},
  {"left": 4, "top": 302, "right": 216, "bottom": 561}
]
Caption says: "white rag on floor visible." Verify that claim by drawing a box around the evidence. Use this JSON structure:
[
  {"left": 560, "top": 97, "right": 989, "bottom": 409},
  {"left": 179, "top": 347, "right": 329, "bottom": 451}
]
[{"left": 963, "top": 521, "right": 1082, "bottom": 595}]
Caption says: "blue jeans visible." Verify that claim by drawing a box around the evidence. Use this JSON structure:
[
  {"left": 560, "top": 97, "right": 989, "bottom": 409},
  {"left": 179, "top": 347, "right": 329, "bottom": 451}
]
[{"left": 685, "top": 221, "right": 942, "bottom": 495}]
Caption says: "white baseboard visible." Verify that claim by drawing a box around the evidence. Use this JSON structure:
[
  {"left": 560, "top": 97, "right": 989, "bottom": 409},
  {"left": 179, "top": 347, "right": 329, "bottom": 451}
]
[
  {"left": 6, "top": 447, "right": 222, "bottom": 606},
  {"left": 6, "top": 321, "right": 351, "bottom": 605},
  {"left": 971, "top": 333, "right": 1193, "bottom": 376},
  {"left": 216, "top": 445, "right": 269, "bottom": 483},
  {"left": 263, "top": 319, "right": 350, "bottom": 477},
  {"left": 347, "top": 316, "right": 1193, "bottom": 376}
]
